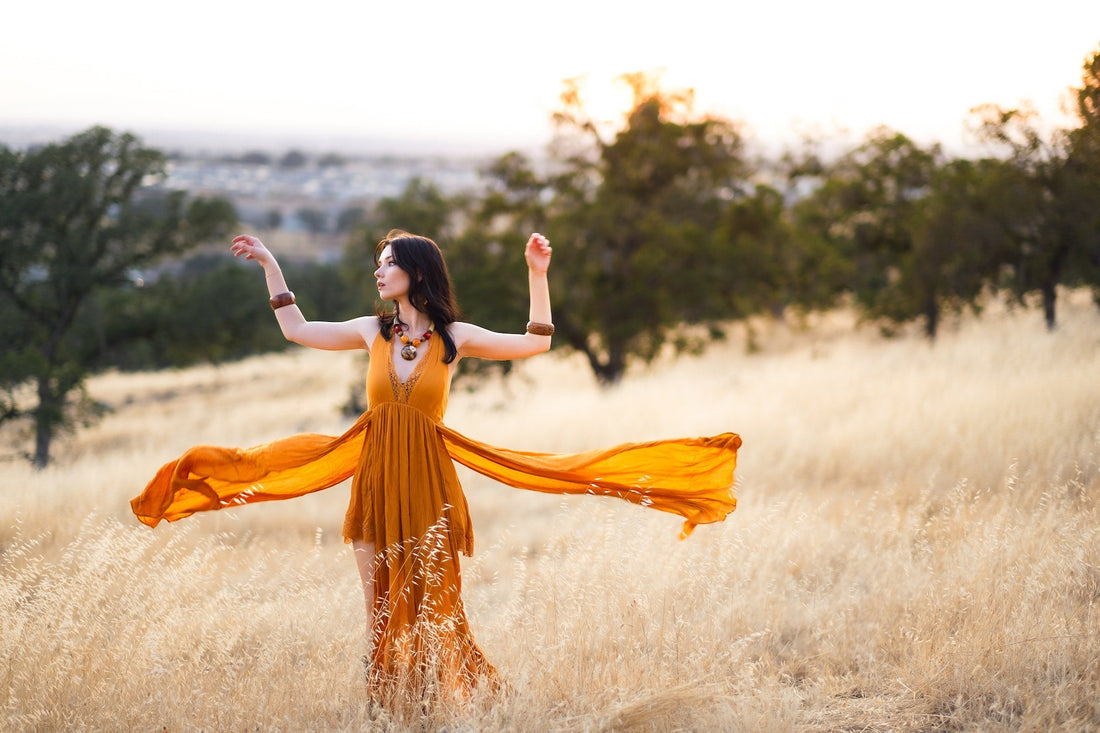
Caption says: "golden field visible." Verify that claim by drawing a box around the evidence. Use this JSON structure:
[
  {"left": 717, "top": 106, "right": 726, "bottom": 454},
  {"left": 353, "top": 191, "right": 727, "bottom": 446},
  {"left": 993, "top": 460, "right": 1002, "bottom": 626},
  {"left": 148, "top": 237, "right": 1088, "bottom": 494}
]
[{"left": 2, "top": 292, "right": 1098, "bottom": 732}]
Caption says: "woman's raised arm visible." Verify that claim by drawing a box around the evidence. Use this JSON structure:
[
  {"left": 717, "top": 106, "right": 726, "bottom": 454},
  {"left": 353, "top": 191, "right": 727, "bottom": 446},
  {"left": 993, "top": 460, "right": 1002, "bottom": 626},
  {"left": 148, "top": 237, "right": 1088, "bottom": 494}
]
[
  {"left": 230, "top": 234, "right": 376, "bottom": 351},
  {"left": 453, "top": 232, "right": 553, "bottom": 361}
]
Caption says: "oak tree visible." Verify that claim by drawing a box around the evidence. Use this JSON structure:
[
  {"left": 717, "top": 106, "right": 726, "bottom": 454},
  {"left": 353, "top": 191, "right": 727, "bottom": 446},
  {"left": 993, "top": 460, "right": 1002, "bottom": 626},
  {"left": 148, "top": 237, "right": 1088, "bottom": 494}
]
[
  {"left": 546, "top": 74, "right": 749, "bottom": 383},
  {"left": 0, "top": 126, "right": 235, "bottom": 466}
]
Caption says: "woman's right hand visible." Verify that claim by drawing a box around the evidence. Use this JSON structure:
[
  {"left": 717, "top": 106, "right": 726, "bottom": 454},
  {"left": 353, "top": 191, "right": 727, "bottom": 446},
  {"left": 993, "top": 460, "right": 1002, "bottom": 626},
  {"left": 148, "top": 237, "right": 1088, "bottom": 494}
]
[
  {"left": 524, "top": 232, "right": 552, "bottom": 274},
  {"left": 230, "top": 234, "right": 277, "bottom": 270}
]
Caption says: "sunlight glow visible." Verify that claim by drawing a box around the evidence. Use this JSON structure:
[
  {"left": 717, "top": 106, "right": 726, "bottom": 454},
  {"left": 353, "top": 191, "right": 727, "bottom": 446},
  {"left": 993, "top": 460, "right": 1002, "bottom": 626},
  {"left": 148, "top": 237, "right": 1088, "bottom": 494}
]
[
  {"left": 567, "top": 73, "right": 641, "bottom": 127},
  {"left": 1, "top": 0, "right": 1098, "bottom": 153}
]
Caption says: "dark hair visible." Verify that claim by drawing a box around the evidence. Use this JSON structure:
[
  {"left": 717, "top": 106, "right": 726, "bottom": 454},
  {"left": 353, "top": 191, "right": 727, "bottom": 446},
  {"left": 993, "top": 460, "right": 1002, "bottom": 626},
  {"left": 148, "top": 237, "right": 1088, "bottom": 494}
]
[{"left": 375, "top": 229, "right": 461, "bottom": 363}]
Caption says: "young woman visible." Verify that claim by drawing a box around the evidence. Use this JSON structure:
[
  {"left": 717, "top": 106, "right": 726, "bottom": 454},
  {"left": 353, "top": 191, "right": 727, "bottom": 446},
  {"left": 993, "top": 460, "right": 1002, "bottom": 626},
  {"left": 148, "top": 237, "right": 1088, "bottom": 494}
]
[{"left": 132, "top": 230, "right": 741, "bottom": 705}]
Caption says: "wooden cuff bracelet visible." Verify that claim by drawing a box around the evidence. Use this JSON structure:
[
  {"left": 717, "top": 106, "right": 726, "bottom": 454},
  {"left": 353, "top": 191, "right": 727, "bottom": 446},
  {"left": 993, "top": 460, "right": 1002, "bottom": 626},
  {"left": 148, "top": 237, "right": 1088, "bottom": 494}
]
[{"left": 269, "top": 292, "right": 296, "bottom": 310}]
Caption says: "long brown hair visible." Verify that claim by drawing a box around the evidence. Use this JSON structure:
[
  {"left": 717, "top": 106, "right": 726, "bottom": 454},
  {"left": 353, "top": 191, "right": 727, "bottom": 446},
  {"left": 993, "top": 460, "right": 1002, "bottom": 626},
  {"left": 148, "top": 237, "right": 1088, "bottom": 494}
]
[{"left": 374, "top": 230, "right": 461, "bottom": 363}]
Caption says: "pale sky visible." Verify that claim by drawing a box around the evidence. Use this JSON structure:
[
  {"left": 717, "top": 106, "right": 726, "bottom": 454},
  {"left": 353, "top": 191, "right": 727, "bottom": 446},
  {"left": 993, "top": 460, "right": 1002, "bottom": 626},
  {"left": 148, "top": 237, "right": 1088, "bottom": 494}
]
[{"left": 3, "top": 0, "right": 1099, "bottom": 155}]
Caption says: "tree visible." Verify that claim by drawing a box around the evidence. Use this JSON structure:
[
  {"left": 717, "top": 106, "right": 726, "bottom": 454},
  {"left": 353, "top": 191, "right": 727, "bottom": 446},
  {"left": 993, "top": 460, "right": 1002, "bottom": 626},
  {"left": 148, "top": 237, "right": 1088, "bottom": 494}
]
[
  {"left": 279, "top": 149, "right": 308, "bottom": 169},
  {"left": 239, "top": 151, "right": 272, "bottom": 166},
  {"left": 791, "top": 128, "right": 951, "bottom": 336},
  {"left": 318, "top": 152, "right": 347, "bottom": 168},
  {"left": 544, "top": 73, "right": 749, "bottom": 383},
  {"left": 0, "top": 126, "right": 236, "bottom": 466},
  {"left": 1065, "top": 45, "right": 1100, "bottom": 305},
  {"left": 295, "top": 207, "right": 328, "bottom": 236},
  {"left": 95, "top": 255, "right": 284, "bottom": 369},
  {"left": 714, "top": 183, "right": 849, "bottom": 322},
  {"left": 444, "top": 152, "right": 550, "bottom": 378},
  {"left": 897, "top": 157, "right": 1011, "bottom": 336},
  {"left": 342, "top": 177, "right": 457, "bottom": 310},
  {"left": 449, "top": 152, "right": 550, "bottom": 321},
  {"left": 969, "top": 103, "right": 1086, "bottom": 330},
  {"left": 970, "top": 104, "right": 1064, "bottom": 329},
  {"left": 371, "top": 177, "right": 455, "bottom": 241},
  {"left": 75, "top": 256, "right": 357, "bottom": 373},
  {"left": 335, "top": 205, "right": 366, "bottom": 233},
  {"left": 266, "top": 207, "right": 283, "bottom": 230},
  {"left": 969, "top": 42, "right": 1100, "bottom": 329}
]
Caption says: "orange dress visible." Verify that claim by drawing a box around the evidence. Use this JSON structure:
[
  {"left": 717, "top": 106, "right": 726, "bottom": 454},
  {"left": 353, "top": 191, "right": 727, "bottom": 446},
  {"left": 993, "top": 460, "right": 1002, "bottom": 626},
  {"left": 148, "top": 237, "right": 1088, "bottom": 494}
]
[{"left": 131, "top": 332, "right": 741, "bottom": 702}]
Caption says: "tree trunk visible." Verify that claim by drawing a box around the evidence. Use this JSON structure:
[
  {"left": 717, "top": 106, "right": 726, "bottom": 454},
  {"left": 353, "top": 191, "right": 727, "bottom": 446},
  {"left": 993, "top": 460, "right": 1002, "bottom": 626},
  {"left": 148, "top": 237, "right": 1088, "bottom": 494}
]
[
  {"left": 1042, "top": 280, "right": 1057, "bottom": 331},
  {"left": 33, "top": 377, "right": 58, "bottom": 468},
  {"left": 592, "top": 361, "right": 624, "bottom": 385},
  {"left": 923, "top": 295, "right": 940, "bottom": 340},
  {"left": 579, "top": 344, "right": 626, "bottom": 386},
  {"left": 559, "top": 317, "right": 627, "bottom": 386},
  {"left": 34, "top": 419, "right": 52, "bottom": 469}
]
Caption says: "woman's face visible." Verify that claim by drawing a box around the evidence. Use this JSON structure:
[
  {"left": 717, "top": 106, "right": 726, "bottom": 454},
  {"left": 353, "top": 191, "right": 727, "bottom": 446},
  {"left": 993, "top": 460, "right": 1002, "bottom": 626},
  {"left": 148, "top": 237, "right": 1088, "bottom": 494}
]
[{"left": 375, "top": 245, "right": 411, "bottom": 300}]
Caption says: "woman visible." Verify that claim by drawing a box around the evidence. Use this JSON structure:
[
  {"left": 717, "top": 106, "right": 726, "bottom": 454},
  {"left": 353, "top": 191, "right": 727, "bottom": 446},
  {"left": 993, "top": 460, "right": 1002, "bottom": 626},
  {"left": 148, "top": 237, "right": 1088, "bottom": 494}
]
[{"left": 132, "top": 230, "right": 741, "bottom": 705}]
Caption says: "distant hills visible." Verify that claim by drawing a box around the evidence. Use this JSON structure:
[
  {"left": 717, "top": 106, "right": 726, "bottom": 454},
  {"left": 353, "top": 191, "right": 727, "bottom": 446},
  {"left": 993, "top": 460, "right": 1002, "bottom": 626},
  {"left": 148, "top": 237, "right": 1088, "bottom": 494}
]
[{"left": 0, "top": 121, "right": 543, "bottom": 159}]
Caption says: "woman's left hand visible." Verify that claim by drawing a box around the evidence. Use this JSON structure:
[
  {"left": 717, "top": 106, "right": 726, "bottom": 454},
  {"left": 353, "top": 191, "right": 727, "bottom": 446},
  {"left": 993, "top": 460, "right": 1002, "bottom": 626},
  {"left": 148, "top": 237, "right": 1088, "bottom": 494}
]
[{"left": 525, "top": 232, "right": 552, "bottom": 273}]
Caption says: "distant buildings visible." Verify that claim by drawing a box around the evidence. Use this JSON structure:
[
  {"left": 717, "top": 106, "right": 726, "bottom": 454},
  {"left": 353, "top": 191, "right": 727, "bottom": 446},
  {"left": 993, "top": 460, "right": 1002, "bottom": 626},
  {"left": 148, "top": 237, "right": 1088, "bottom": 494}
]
[{"left": 162, "top": 152, "right": 486, "bottom": 235}]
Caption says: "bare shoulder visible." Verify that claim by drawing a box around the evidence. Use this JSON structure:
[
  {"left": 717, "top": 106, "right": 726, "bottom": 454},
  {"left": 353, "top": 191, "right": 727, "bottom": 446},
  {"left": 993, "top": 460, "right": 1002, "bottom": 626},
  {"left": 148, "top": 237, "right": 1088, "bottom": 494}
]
[
  {"left": 356, "top": 315, "right": 383, "bottom": 347},
  {"left": 447, "top": 321, "right": 499, "bottom": 352},
  {"left": 447, "top": 321, "right": 481, "bottom": 346},
  {"left": 445, "top": 321, "right": 485, "bottom": 358}
]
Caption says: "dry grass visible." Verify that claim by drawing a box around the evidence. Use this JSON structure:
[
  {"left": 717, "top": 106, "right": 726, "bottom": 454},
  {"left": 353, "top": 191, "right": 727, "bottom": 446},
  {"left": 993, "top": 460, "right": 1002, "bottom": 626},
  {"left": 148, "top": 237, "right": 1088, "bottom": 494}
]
[{"left": 2, "top": 291, "right": 1099, "bottom": 732}]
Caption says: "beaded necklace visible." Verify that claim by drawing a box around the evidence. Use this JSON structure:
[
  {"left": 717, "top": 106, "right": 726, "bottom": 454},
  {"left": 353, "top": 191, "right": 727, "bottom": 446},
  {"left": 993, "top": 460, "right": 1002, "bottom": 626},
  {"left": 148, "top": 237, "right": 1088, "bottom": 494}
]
[{"left": 394, "top": 321, "right": 434, "bottom": 360}]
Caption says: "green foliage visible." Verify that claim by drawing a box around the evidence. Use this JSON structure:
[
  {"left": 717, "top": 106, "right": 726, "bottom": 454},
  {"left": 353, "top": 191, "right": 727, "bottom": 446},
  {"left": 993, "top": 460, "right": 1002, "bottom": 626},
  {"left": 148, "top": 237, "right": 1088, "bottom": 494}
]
[
  {"left": 78, "top": 257, "right": 360, "bottom": 372},
  {"left": 903, "top": 158, "right": 1018, "bottom": 335},
  {"left": 790, "top": 45, "right": 1100, "bottom": 336},
  {"left": 964, "top": 44, "right": 1100, "bottom": 323},
  {"left": 286, "top": 259, "right": 362, "bottom": 322},
  {"left": 1066, "top": 46, "right": 1100, "bottom": 304},
  {"left": 85, "top": 258, "right": 279, "bottom": 370},
  {"left": 343, "top": 177, "right": 457, "bottom": 312},
  {"left": 448, "top": 79, "right": 755, "bottom": 385},
  {"left": 444, "top": 152, "right": 549, "bottom": 380},
  {"left": 793, "top": 128, "right": 943, "bottom": 330},
  {"left": 790, "top": 128, "right": 1021, "bottom": 337},
  {"left": 451, "top": 154, "right": 549, "bottom": 316},
  {"left": 969, "top": 103, "right": 1087, "bottom": 329},
  {"left": 544, "top": 76, "right": 750, "bottom": 383},
  {"left": 716, "top": 184, "right": 849, "bottom": 319},
  {"left": 335, "top": 205, "right": 366, "bottom": 233},
  {"left": 0, "top": 126, "right": 237, "bottom": 466},
  {"left": 295, "top": 207, "right": 328, "bottom": 236}
]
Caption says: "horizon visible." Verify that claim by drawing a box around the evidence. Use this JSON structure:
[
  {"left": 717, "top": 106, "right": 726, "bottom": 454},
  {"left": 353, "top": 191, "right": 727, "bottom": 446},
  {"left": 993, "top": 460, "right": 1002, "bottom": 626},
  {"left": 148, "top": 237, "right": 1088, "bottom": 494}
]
[
  {"left": 0, "top": 120, "right": 525, "bottom": 158},
  {"left": 0, "top": 110, "right": 1042, "bottom": 162}
]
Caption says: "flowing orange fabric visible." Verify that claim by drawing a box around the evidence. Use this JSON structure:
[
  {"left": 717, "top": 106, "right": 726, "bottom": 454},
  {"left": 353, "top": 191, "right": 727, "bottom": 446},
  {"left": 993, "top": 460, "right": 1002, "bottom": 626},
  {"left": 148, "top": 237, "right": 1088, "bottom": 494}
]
[{"left": 131, "top": 333, "right": 740, "bottom": 701}]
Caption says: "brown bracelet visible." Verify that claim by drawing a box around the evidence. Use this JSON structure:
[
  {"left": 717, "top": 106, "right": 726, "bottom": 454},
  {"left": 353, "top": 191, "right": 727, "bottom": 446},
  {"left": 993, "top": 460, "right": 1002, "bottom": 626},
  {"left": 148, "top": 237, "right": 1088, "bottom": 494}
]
[
  {"left": 269, "top": 291, "right": 296, "bottom": 310},
  {"left": 526, "top": 321, "right": 554, "bottom": 336}
]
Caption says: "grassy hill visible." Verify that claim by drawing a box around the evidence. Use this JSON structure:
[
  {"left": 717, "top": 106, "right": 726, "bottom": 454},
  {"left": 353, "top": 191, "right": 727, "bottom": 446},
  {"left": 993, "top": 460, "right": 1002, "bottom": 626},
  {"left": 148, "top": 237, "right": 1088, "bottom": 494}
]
[{"left": 2, "top": 291, "right": 1098, "bottom": 731}]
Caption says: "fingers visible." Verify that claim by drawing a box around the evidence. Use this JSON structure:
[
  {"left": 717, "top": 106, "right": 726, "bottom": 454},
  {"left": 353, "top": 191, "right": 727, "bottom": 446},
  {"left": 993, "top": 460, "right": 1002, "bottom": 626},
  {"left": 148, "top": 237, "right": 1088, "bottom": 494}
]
[
  {"left": 528, "top": 232, "right": 551, "bottom": 254},
  {"left": 230, "top": 234, "right": 264, "bottom": 260}
]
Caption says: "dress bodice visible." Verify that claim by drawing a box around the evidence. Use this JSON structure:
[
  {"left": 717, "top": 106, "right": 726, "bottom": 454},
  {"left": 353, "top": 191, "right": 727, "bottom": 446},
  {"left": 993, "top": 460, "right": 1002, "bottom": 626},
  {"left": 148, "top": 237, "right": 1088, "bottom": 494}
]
[{"left": 366, "top": 331, "right": 450, "bottom": 422}]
